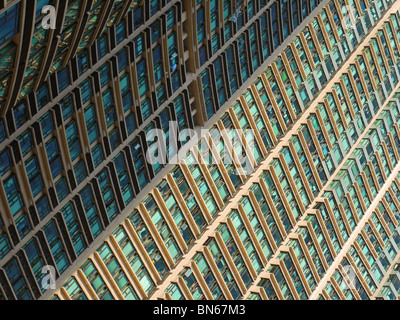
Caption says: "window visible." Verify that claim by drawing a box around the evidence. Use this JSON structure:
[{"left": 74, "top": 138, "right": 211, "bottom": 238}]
[
  {"left": 57, "top": 67, "right": 70, "bottom": 92},
  {"left": 74, "top": 160, "right": 87, "bottom": 185},
  {"left": 60, "top": 95, "right": 74, "bottom": 121},
  {"left": 117, "top": 48, "right": 128, "bottom": 73},
  {"left": 84, "top": 104, "right": 99, "bottom": 145},
  {"left": 25, "top": 156, "right": 44, "bottom": 197},
  {"left": 0, "top": 3, "right": 20, "bottom": 46},
  {"left": 61, "top": 202, "right": 87, "bottom": 256},
  {"left": 40, "top": 112, "right": 54, "bottom": 139},
  {"left": 98, "top": 63, "right": 110, "bottom": 87},
  {"left": 97, "top": 169, "right": 119, "bottom": 221},
  {"left": 3, "top": 174, "right": 24, "bottom": 216},
  {"left": 13, "top": 102, "right": 29, "bottom": 129},
  {"left": 55, "top": 177, "right": 70, "bottom": 202},
  {"left": 3, "top": 258, "right": 32, "bottom": 300},
  {"left": 36, "top": 84, "right": 50, "bottom": 110},
  {"left": 65, "top": 120, "right": 82, "bottom": 161},
  {"left": 36, "top": 195, "right": 51, "bottom": 220},
  {"left": 136, "top": 59, "right": 148, "bottom": 97},
  {"left": 80, "top": 185, "right": 103, "bottom": 238},
  {"left": 115, "top": 20, "right": 126, "bottom": 44},
  {"left": 46, "top": 138, "right": 63, "bottom": 178},
  {"left": 0, "top": 148, "right": 12, "bottom": 176},
  {"left": 43, "top": 220, "right": 70, "bottom": 274},
  {"left": 134, "top": 34, "right": 145, "bottom": 57},
  {"left": 151, "top": 20, "right": 161, "bottom": 43},
  {"left": 79, "top": 79, "right": 92, "bottom": 105}
]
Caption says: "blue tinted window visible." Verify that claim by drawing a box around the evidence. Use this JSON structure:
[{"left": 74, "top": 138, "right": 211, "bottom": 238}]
[
  {"left": 0, "top": 119, "right": 6, "bottom": 143},
  {"left": 65, "top": 120, "right": 81, "bottom": 161},
  {"left": 36, "top": 0, "right": 50, "bottom": 18},
  {"left": 166, "top": 7, "right": 175, "bottom": 30},
  {"left": 80, "top": 79, "right": 92, "bottom": 105},
  {"left": 24, "top": 239, "right": 46, "bottom": 292},
  {"left": 57, "top": 67, "right": 70, "bottom": 93},
  {"left": 126, "top": 111, "right": 137, "bottom": 135},
  {"left": 120, "top": 74, "right": 130, "bottom": 96},
  {"left": 25, "top": 156, "right": 44, "bottom": 197},
  {"left": 60, "top": 95, "right": 74, "bottom": 121},
  {"left": 140, "top": 98, "right": 152, "bottom": 121},
  {"left": 103, "top": 89, "right": 116, "bottom": 128},
  {"left": 3, "top": 174, "right": 24, "bottom": 216},
  {"left": 46, "top": 138, "right": 63, "bottom": 178},
  {"left": 40, "top": 112, "right": 54, "bottom": 139},
  {"left": 77, "top": 50, "right": 89, "bottom": 75},
  {"left": 36, "top": 195, "right": 51, "bottom": 220},
  {"left": 151, "top": 20, "right": 161, "bottom": 43},
  {"left": 132, "top": 6, "right": 143, "bottom": 30},
  {"left": 0, "top": 148, "right": 12, "bottom": 176},
  {"left": 0, "top": 3, "right": 20, "bottom": 46},
  {"left": 84, "top": 104, "right": 99, "bottom": 145},
  {"left": 43, "top": 220, "right": 70, "bottom": 273},
  {"left": 15, "top": 213, "right": 31, "bottom": 239},
  {"left": 56, "top": 177, "right": 70, "bottom": 201},
  {"left": 36, "top": 84, "right": 50, "bottom": 110},
  {"left": 199, "top": 45, "right": 207, "bottom": 66},
  {"left": 97, "top": 34, "right": 108, "bottom": 59},
  {"left": 153, "top": 46, "right": 163, "bottom": 83},
  {"left": 99, "top": 63, "right": 110, "bottom": 87},
  {"left": 134, "top": 34, "right": 145, "bottom": 56},
  {"left": 122, "top": 91, "right": 133, "bottom": 113},
  {"left": 113, "top": 153, "right": 134, "bottom": 205},
  {"left": 18, "top": 130, "right": 34, "bottom": 157},
  {"left": 13, "top": 102, "right": 29, "bottom": 129},
  {"left": 0, "top": 231, "right": 11, "bottom": 259},
  {"left": 80, "top": 186, "right": 103, "bottom": 238},
  {"left": 61, "top": 202, "right": 87, "bottom": 256},
  {"left": 109, "top": 128, "right": 121, "bottom": 151},
  {"left": 136, "top": 59, "right": 148, "bottom": 97},
  {"left": 3, "top": 257, "right": 33, "bottom": 300},
  {"left": 91, "top": 144, "right": 104, "bottom": 168},
  {"left": 130, "top": 139, "right": 148, "bottom": 189},
  {"left": 73, "top": 160, "right": 87, "bottom": 185},
  {"left": 116, "top": 20, "right": 126, "bottom": 44},
  {"left": 150, "top": 0, "right": 160, "bottom": 16},
  {"left": 156, "top": 84, "right": 167, "bottom": 106},
  {"left": 97, "top": 169, "right": 118, "bottom": 221},
  {"left": 118, "top": 48, "right": 128, "bottom": 72}
]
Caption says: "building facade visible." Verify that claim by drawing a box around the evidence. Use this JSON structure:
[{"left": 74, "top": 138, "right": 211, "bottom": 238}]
[{"left": 0, "top": 0, "right": 400, "bottom": 300}]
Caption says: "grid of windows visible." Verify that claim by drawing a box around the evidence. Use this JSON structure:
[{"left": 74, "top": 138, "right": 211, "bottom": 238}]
[{"left": 1, "top": 0, "right": 400, "bottom": 301}]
